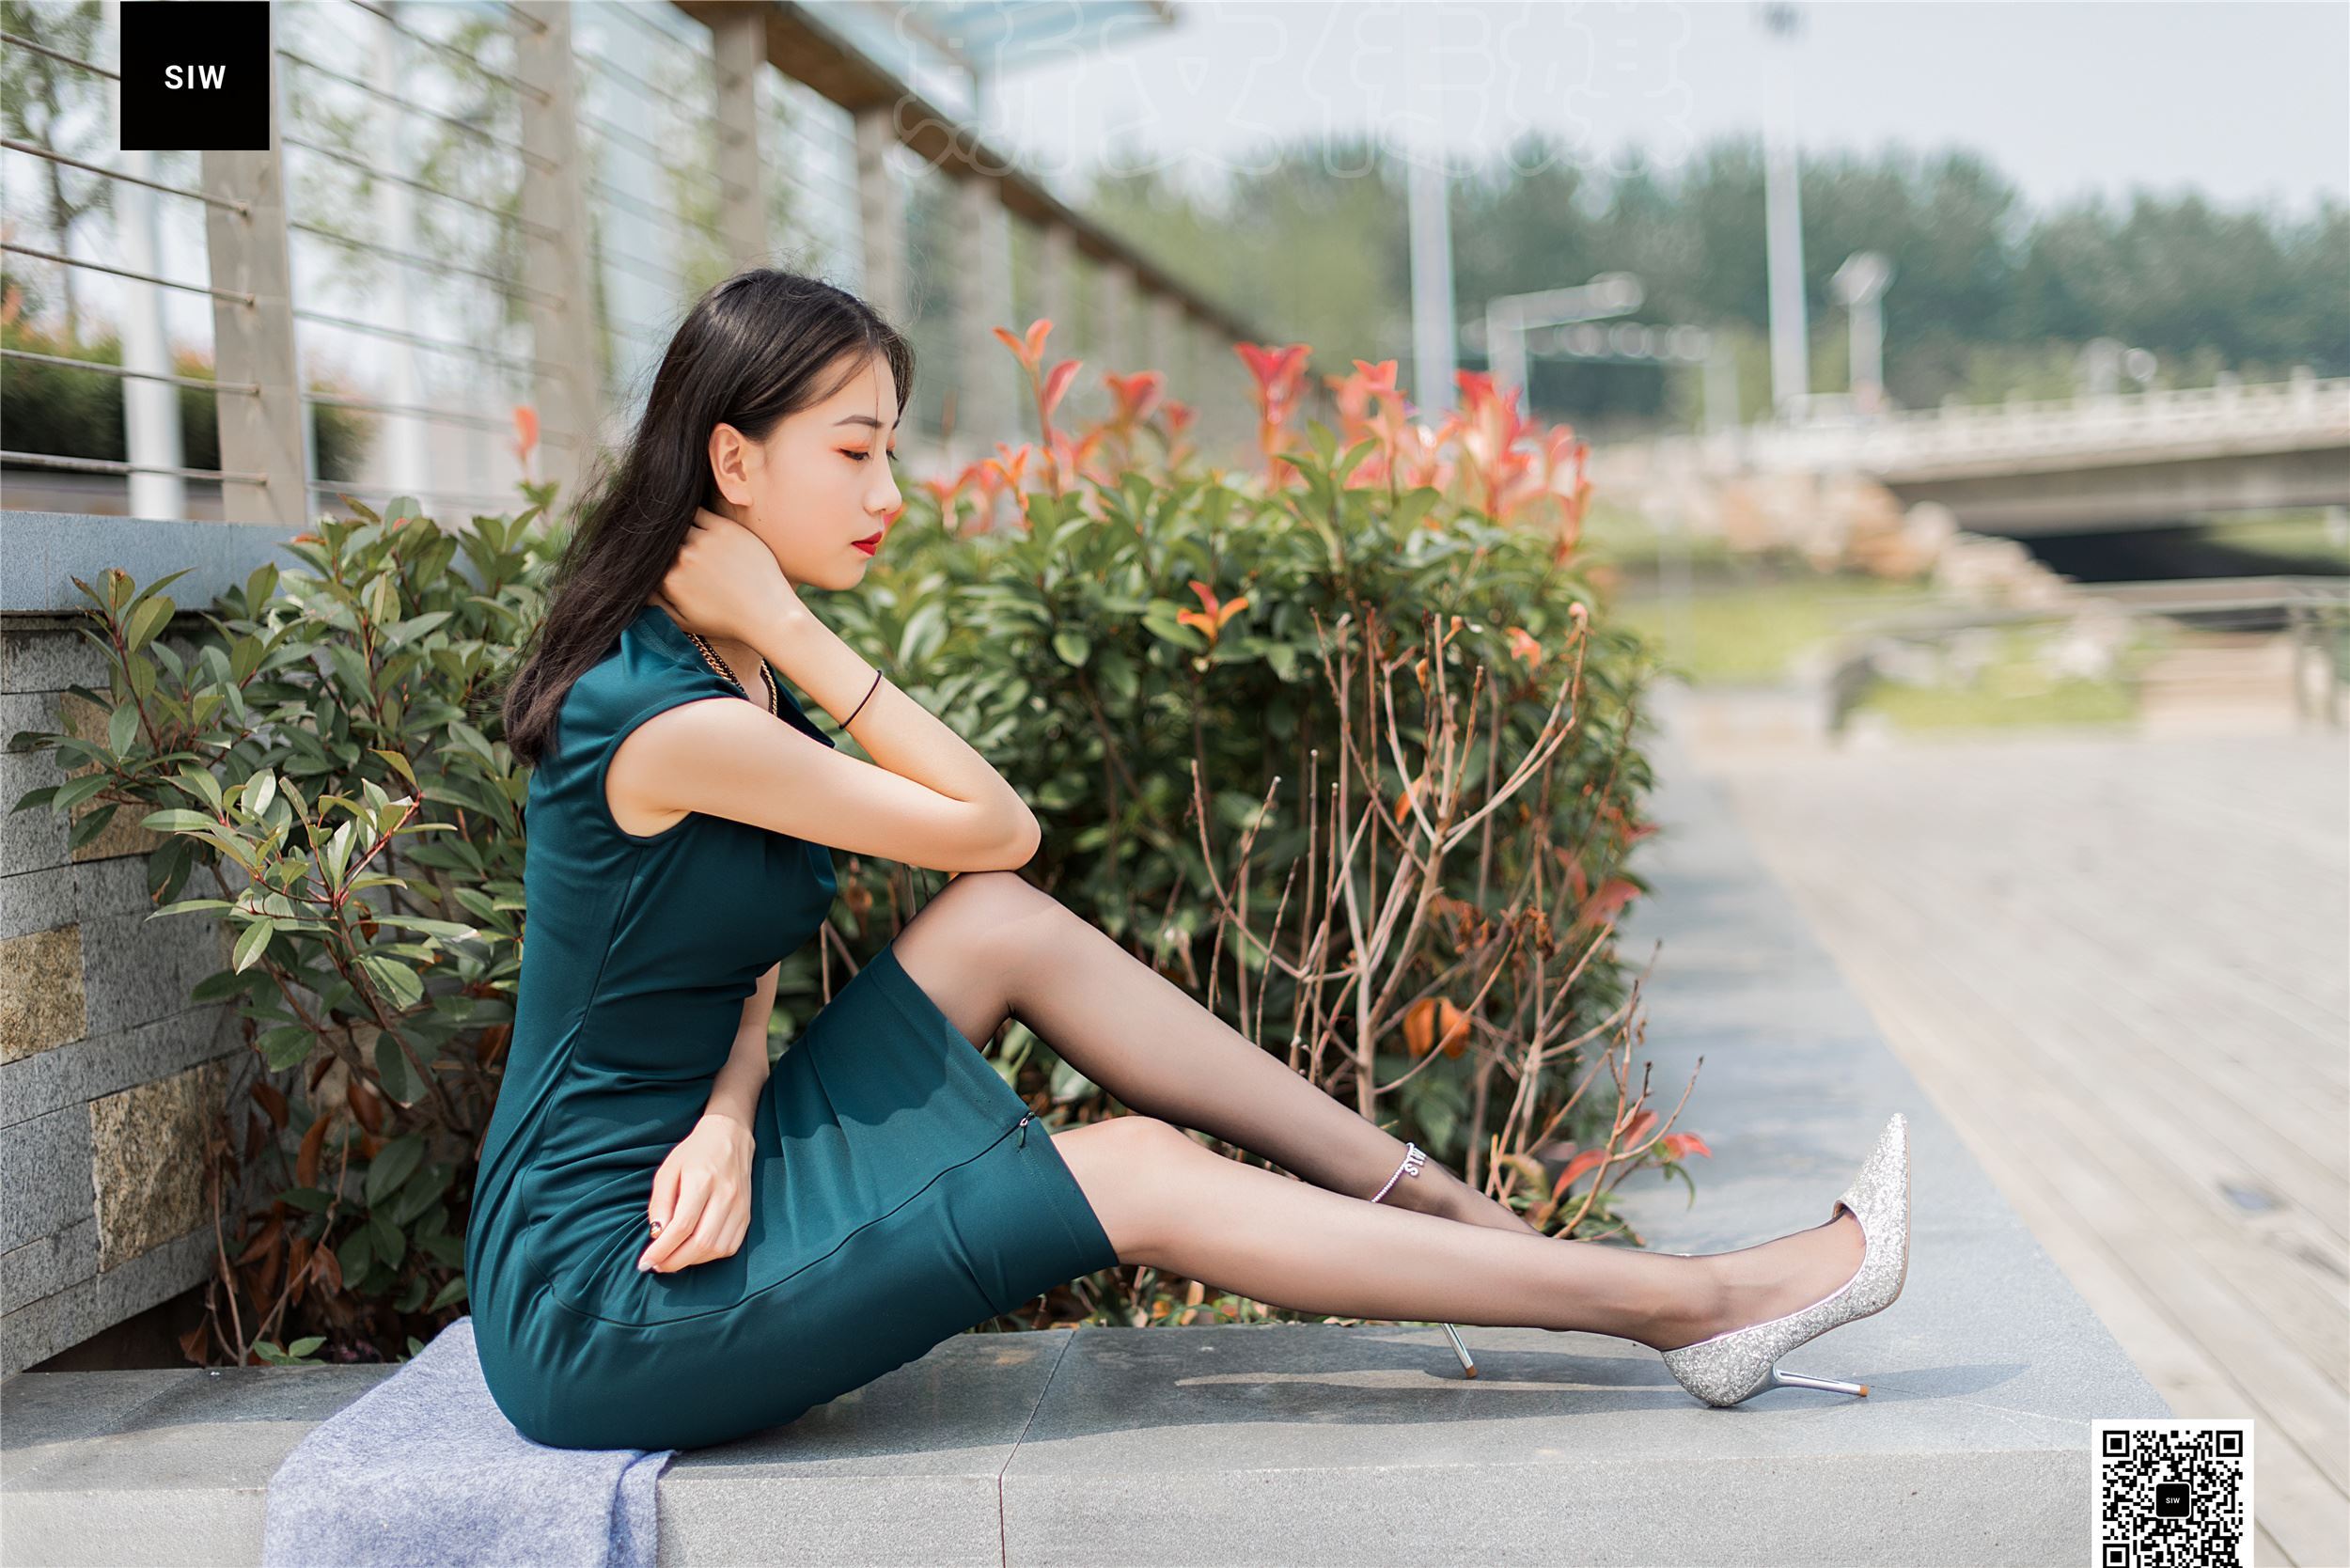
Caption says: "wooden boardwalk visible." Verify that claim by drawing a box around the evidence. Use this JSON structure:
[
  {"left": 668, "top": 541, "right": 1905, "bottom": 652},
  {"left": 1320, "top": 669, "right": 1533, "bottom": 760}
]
[{"left": 1684, "top": 718, "right": 2348, "bottom": 1568}]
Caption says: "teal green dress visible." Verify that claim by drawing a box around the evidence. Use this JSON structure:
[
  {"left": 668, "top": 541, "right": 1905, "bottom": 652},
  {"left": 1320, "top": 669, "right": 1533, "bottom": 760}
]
[{"left": 464, "top": 602, "right": 1119, "bottom": 1451}]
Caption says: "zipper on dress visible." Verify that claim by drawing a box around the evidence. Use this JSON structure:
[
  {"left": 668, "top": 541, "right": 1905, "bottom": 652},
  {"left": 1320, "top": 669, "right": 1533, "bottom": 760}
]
[{"left": 556, "top": 1109, "right": 1043, "bottom": 1325}]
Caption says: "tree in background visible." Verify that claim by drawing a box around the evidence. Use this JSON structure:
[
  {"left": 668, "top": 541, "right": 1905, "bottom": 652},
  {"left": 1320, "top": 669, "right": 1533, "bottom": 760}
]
[{"left": 1082, "top": 130, "right": 2347, "bottom": 430}]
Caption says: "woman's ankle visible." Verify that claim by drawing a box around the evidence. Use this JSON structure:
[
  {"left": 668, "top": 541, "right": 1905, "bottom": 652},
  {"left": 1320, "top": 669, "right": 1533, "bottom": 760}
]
[
  {"left": 1637, "top": 1258, "right": 1732, "bottom": 1352},
  {"left": 1707, "top": 1213, "right": 1867, "bottom": 1334}
]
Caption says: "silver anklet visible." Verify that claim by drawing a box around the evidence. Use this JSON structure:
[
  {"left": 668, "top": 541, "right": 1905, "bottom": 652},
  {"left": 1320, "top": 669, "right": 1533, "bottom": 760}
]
[{"left": 1370, "top": 1141, "right": 1427, "bottom": 1205}]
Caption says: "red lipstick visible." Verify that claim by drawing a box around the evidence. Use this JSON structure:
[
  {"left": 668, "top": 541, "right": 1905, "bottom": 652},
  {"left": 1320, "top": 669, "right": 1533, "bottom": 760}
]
[{"left": 852, "top": 531, "right": 882, "bottom": 556}]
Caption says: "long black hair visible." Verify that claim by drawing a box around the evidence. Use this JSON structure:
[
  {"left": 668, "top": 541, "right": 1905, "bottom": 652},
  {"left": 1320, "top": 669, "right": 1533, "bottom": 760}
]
[{"left": 499, "top": 268, "right": 915, "bottom": 765}]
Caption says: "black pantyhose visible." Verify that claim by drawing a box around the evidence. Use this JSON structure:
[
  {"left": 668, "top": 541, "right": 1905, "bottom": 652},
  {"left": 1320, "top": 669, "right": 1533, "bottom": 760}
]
[{"left": 885, "top": 870, "right": 1859, "bottom": 1352}]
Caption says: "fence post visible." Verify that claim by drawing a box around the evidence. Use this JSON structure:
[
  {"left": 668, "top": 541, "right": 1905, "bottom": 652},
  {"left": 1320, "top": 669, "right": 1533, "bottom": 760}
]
[
  {"left": 1037, "top": 220, "right": 1076, "bottom": 415},
  {"left": 1190, "top": 314, "right": 1231, "bottom": 457},
  {"left": 953, "top": 172, "right": 1018, "bottom": 448},
  {"left": 1095, "top": 257, "right": 1135, "bottom": 381},
  {"left": 853, "top": 103, "right": 907, "bottom": 324},
  {"left": 711, "top": 8, "right": 769, "bottom": 273},
  {"left": 1143, "top": 290, "right": 1178, "bottom": 384},
  {"left": 199, "top": 1, "right": 305, "bottom": 527},
  {"left": 513, "top": 0, "right": 601, "bottom": 512},
  {"left": 2331, "top": 612, "right": 2346, "bottom": 729}
]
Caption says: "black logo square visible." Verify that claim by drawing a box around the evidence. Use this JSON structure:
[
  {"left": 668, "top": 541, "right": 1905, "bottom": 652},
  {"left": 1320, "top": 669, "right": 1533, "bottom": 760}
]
[
  {"left": 120, "top": 1, "right": 272, "bottom": 151},
  {"left": 2154, "top": 1482, "right": 2190, "bottom": 1517}
]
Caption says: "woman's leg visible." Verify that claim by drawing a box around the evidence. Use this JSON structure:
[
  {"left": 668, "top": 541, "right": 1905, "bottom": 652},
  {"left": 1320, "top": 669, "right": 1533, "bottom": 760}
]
[
  {"left": 888, "top": 870, "right": 1533, "bottom": 1235},
  {"left": 1049, "top": 1115, "right": 1865, "bottom": 1353}
]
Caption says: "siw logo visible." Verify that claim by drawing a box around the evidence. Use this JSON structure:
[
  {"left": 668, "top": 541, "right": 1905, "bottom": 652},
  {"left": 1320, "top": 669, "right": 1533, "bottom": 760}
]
[
  {"left": 164, "top": 64, "right": 232, "bottom": 91},
  {"left": 121, "top": 3, "right": 270, "bottom": 150}
]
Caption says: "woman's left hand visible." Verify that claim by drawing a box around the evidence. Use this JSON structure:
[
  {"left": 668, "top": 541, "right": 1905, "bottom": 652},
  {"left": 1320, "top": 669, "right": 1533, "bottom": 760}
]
[{"left": 637, "top": 1114, "right": 757, "bottom": 1274}]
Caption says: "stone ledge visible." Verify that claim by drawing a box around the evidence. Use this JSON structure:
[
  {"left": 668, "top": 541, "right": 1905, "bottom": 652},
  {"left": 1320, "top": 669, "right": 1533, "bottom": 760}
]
[
  {"left": 2, "top": 1296, "right": 2162, "bottom": 1568},
  {"left": 0, "top": 686, "right": 2171, "bottom": 1565},
  {"left": 0, "top": 511, "right": 301, "bottom": 619}
]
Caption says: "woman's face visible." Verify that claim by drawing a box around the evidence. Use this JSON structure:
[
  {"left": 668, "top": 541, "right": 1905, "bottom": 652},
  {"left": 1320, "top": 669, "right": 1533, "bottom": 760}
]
[{"left": 705, "top": 352, "right": 903, "bottom": 592}]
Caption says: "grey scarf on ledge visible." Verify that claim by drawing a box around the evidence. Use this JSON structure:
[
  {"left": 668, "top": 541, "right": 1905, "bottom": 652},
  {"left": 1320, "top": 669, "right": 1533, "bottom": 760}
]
[{"left": 262, "top": 1315, "right": 674, "bottom": 1568}]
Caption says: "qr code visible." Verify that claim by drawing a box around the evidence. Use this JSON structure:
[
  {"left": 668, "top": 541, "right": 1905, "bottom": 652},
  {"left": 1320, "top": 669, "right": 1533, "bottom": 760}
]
[{"left": 2094, "top": 1419, "right": 2253, "bottom": 1567}]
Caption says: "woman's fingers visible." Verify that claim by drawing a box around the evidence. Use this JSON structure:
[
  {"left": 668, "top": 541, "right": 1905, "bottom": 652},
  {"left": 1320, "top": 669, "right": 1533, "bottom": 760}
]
[
  {"left": 678, "top": 1198, "right": 738, "bottom": 1267},
  {"left": 645, "top": 1160, "right": 680, "bottom": 1237},
  {"left": 640, "top": 1173, "right": 711, "bottom": 1271},
  {"left": 660, "top": 508, "right": 798, "bottom": 646},
  {"left": 639, "top": 1176, "right": 748, "bottom": 1272}
]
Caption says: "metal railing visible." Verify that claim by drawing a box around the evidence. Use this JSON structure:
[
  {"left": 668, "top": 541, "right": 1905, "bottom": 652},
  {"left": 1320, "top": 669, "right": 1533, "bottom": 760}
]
[
  {"left": 4, "top": 5, "right": 570, "bottom": 521},
  {"left": 1615, "top": 374, "right": 2350, "bottom": 484},
  {"left": 2, "top": 0, "right": 1265, "bottom": 532},
  {"left": 2, "top": 0, "right": 812, "bottom": 521}
]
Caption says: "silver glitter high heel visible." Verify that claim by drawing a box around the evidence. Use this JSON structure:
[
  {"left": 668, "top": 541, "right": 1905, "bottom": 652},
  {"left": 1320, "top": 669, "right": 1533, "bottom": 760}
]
[
  {"left": 1370, "top": 1142, "right": 1480, "bottom": 1378},
  {"left": 1660, "top": 1111, "right": 1910, "bottom": 1408}
]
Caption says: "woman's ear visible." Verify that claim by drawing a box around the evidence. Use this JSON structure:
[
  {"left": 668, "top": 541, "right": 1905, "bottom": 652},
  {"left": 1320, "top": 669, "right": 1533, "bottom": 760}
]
[{"left": 707, "top": 421, "right": 755, "bottom": 507}]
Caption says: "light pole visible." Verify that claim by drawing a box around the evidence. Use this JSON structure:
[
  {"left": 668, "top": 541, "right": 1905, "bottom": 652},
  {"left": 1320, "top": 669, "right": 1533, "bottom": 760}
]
[
  {"left": 1758, "top": 2, "right": 1810, "bottom": 421},
  {"left": 1831, "top": 251, "right": 1893, "bottom": 416},
  {"left": 1403, "top": 4, "right": 1459, "bottom": 416}
]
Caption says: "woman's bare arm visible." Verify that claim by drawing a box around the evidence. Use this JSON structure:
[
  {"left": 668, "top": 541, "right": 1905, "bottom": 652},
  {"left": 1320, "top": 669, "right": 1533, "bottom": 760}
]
[
  {"left": 610, "top": 701, "right": 1038, "bottom": 871},
  {"left": 608, "top": 606, "right": 1040, "bottom": 871},
  {"left": 751, "top": 607, "right": 1036, "bottom": 853},
  {"left": 701, "top": 961, "right": 779, "bottom": 1128}
]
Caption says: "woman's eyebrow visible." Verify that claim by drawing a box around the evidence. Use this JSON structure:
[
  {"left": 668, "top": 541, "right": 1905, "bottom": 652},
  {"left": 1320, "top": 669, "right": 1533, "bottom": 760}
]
[{"left": 834, "top": 414, "right": 899, "bottom": 432}]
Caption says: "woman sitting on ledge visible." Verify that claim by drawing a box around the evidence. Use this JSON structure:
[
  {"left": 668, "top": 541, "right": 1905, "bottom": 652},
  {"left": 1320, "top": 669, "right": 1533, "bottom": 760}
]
[{"left": 467, "top": 266, "right": 1910, "bottom": 1453}]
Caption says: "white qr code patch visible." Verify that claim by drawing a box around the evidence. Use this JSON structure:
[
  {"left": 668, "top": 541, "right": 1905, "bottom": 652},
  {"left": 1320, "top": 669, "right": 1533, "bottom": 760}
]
[{"left": 2094, "top": 1419, "right": 2252, "bottom": 1566}]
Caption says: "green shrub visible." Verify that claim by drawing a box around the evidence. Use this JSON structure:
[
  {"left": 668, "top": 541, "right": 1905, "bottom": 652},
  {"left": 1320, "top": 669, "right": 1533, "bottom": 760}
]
[
  {"left": 828, "top": 330, "right": 1692, "bottom": 1326},
  {"left": 8, "top": 491, "right": 550, "bottom": 1364},
  {"left": 8, "top": 333, "right": 1695, "bottom": 1356}
]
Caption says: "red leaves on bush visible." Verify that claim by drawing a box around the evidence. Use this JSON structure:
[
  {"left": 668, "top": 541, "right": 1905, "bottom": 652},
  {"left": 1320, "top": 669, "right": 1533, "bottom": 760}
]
[{"left": 1172, "top": 579, "right": 1247, "bottom": 646}]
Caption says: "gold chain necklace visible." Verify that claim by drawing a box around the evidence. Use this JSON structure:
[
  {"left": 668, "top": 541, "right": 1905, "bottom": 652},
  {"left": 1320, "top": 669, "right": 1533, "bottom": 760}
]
[{"left": 682, "top": 628, "right": 777, "bottom": 718}]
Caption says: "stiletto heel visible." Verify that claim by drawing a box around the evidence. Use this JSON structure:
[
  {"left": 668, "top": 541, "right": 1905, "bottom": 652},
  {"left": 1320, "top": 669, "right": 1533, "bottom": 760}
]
[
  {"left": 1369, "top": 1141, "right": 1479, "bottom": 1378},
  {"left": 1771, "top": 1368, "right": 1870, "bottom": 1396},
  {"left": 1660, "top": 1111, "right": 1910, "bottom": 1408}
]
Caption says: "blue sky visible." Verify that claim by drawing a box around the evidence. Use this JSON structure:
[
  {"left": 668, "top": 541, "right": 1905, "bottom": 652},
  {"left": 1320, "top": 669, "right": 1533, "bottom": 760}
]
[{"left": 980, "top": 2, "right": 2349, "bottom": 219}]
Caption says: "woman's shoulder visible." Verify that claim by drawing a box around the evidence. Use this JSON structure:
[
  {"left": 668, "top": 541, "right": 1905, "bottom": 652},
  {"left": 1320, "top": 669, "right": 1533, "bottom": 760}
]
[{"left": 552, "top": 606, "right": 738, "bottom": 757}]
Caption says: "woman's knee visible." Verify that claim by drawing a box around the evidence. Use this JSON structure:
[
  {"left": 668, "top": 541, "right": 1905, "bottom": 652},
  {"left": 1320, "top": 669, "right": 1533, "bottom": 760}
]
[
  {"left": 1050, "top": 1114, "right": 1200, "bottom": 1256},
  {"left": 910, "top": 870, "right": 1060, "bottom": 955},
  {"left": 936, "top": 866, "right": 1046, "bottom": 912},
  {"left": 913, "top": 870, "right": 1078, "bottom": 988},
  {"left": 889, "top": 871, "right": 1045, "bottom": 1008}
]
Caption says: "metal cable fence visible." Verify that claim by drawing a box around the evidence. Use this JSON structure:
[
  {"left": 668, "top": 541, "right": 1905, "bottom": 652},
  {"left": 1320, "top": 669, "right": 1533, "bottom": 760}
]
[
  {"left": 1, "top": 0, "right": 887, "bottom": 529},
  {"left": 2, "top": 0, "right": 1254, "bottom": 531}
]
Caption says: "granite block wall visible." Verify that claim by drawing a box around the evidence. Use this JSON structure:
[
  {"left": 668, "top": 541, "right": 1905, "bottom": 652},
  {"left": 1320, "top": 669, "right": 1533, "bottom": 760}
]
[{"left": 2, "top": 620, "right": 252, "bottom": 1372}]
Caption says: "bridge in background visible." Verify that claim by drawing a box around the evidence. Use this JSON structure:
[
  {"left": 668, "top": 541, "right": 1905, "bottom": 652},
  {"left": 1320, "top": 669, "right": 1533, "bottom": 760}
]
[{"left": 1601, "top": 371, "right": 2350, "bottom": 537}]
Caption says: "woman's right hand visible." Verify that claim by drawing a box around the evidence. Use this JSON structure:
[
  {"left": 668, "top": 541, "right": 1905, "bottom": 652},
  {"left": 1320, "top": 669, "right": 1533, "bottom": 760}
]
[{"left": 650, "top": 507, "right": 807, "bottom": 644}]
